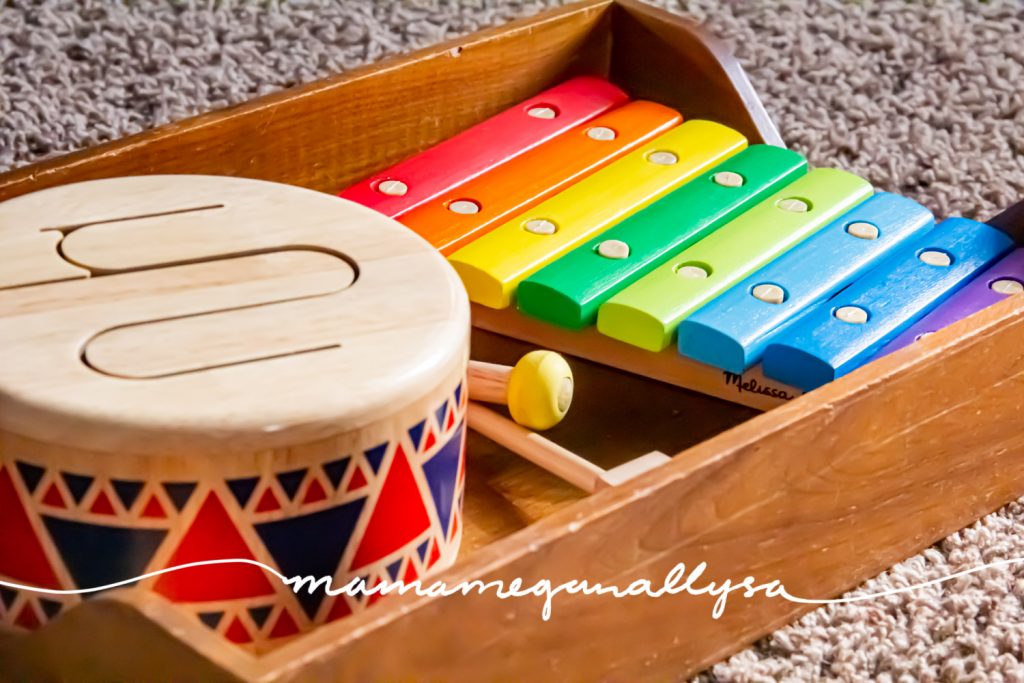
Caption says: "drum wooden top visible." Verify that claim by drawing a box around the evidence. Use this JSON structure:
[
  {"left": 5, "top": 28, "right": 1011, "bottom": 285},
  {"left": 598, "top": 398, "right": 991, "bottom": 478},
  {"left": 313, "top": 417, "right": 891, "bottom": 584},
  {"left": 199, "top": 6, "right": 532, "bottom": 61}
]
[{"left": 0, "top": 176, "right": 469, "bottom": 455}]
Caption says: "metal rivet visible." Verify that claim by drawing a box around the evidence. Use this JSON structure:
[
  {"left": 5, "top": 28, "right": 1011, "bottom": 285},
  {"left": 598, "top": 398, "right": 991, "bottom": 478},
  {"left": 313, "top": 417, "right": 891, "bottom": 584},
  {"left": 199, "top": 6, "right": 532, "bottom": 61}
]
[
  {"left": 846, "top": 221, "right": 879, "bottom": 240},
  {"left": 647, "top": 151, "right": 679, "bottom": 166},
  {"left": 778, "top": 198, "right": 810, "bottom": 213},
  {"left": 675, "top": 264, "right": 709, "bottom": 279},
  {"left": 919, "top": 250, "right": 951, "bottom": 267},
  {"left": 834, "top": 305, "right": 868, "bottom": 324},
  {"left": 587, "top": 126, "right": 617, "bottom": 141},
  {"left": 524, "top": 218, "right": 557, "bottom": 235},
  {"left": 991, "top": 278, "right": 1024, "bottom": 295},
  {"left": 377, "top": 180, "right": 408, "bottom": 196},
  {"left": 448, "top": 199, "right": 480, "bottom": 215},
  {"left": 752, "top": 283, "right": 786, "bottom": 304},
  {"left": 597, "top": 239, "right": 630, "bottom": 259},
  {"left": 713, "top": 171, "right": 745, "bottom": 188},
  {"left": 527, "top": 106, "right": 557, "bottom": 119}
]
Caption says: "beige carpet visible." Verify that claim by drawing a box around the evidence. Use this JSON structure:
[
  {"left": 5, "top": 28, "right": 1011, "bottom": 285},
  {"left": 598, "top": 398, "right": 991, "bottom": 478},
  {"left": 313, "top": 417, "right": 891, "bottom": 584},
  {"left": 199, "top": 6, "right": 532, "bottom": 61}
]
[{"left": 3, "top": 1, "right": 1024, "bottom": 680}]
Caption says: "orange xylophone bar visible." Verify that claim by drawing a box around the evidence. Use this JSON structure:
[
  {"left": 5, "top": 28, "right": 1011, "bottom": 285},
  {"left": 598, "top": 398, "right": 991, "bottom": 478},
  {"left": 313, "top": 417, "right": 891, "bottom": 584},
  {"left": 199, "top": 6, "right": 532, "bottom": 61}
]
[
  {"left": 339, "top": 76, "right": 629, "bottom": 218},
  {"left": 399, "top": 100, "right": 682, "bottom": 255}
]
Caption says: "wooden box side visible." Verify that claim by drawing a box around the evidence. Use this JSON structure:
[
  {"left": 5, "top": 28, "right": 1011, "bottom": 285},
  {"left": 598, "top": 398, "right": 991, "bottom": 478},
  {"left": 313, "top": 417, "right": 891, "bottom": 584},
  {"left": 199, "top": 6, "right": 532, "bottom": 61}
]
[{"left": 611, "top": 0, "right": 783, "bottom": 147}]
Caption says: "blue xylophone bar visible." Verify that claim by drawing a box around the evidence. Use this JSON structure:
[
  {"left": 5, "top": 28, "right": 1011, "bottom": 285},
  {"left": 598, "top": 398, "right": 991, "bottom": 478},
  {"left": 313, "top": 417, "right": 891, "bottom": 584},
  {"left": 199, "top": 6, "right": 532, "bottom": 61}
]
[
  {"left": 677, "top": 192, "right": 934, "bottom": 374},
  {"left": 761, "top": 217, "right": 1014, "bottom": 391}
]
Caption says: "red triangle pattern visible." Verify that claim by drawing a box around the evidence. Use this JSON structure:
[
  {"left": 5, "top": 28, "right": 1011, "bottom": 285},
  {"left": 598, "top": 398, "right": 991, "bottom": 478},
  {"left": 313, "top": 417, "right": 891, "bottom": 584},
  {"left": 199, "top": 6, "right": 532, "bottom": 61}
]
[
  {"left": 89, "top": 490, "right": 116, "bottom": 515},
  {"left": 0, "top": 467, "right": 61, "bottom": 589},
  {"left": 14, "top": 601, "right": 40, "bottom": 630},
  {"left": 366, "top": 576, "right": 385, "bottom": 607},
  {"left": 402, "top": 561, "right": 419, "bottom": 584},
  {"left": 269, "top": 608, "right": 300, "bottom": 638},
  {"left": 326, "top": 596, "right": 352, "bottom": 622},
  {"left": 42, "top": 482, "right": 66, "bottom": 508},
  {"left": 422, "top": 429, "right": 437, "bottom": 453},
  {"left": 427, "top": 540, "right": 441, "bottom": 569},
  {"left": 141, "top": 495, "right": 167, "bottom": 519},
  {"left": 445, "top": 410, "right": 455, "bottom": 432},
  {"left": 154, "top": 492, "right": 276, "bottom": 602},
  {"left": 224, "top": 616, "right": 252, "bottom": 644},
  {"left": 349, "top": 446, "right": 431, "bottom": 570},
  {"left": 450, "top": 513, "right": 460, "bottom": 542},
  {"left": 302, "top": 479, "right": 327, "bottom": 505},
  {"left": 254, "top": 488, "right": 281, "bottom": 513},
  {"left": 346, "top": 466, "right": 368, "bottom": 492}
]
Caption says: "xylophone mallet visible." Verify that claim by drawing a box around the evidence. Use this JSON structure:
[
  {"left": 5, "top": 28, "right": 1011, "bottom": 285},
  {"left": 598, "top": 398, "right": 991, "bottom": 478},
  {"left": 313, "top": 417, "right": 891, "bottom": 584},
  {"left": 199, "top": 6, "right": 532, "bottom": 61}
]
[
  {"left": 467, "top": 350, "right": 573, "bottom": 430},
  {"left": 465, "top": 402, "right": 670, "bottom": 493}
]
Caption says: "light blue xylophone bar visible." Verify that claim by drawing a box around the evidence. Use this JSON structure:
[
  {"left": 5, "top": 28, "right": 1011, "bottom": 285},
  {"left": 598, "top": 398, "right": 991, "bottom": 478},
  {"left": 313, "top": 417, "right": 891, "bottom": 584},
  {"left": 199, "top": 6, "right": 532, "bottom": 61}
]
[
  {"left": 677, "top": 192, "right": 934, "bottom": 374},
  {"left": 761, "top": 217, "right": 1014, "bottom": 391}
]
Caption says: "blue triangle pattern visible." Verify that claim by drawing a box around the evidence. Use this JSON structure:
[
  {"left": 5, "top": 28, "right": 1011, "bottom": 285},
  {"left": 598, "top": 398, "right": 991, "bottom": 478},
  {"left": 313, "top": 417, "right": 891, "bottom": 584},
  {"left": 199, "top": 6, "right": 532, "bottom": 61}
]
[
  {"left": 416, "top": 540, "right": 429, "bottom": 562},
  {"left": 40, "top": 598, "right": 62, "bottom": 619},
  {"left": 16, "top": 461, "right": 44, "bottom": 494},
  {"left": 162, "top": 482, "right": 196, "bottom": 511},
  {"left": 408, "top": 420, "right": 426, "bottom": 452},
  {"left": 386, "top": 559, "right": 402, "bottom": 581},
  {"left": 226, "top": 477, "right": 259, "bottom": 508},
  {"left": 422, "top": 424, "right": 463, "bottom": 538},
  {"left": 434, "top": 401, "right": 448, "bottom": 430},
  {"left": 111, "top": 480, "right": 144, "bottom": 510},
  {"left": 61, "top": 472, "right": 94, "bottom": 504},
  {"left": 364, "top": 443, "right": 388, "bottom": 475},
  {"left": 0, "top": 587, "right": 16, "bottom": 609},
  {"left": 276, "top": 468, "right": 306, "bottom": 501},
  {"left": 43, "top": 516, "right": 166, "bottom": 593},
  {"left": 248, "top": 605, "right": 273, "bottom": 629},
  {"left": 199, "top": 611, "right": 224, "bottom": 630},
  {"left": 255, "top": 498, "right": 365, "bottom": 620},
  {"left": 322, "top": 457, "right": 349, "bottom": 490},
  {"left": 454, "top": 381, "right": 463, "bottom": 406}
]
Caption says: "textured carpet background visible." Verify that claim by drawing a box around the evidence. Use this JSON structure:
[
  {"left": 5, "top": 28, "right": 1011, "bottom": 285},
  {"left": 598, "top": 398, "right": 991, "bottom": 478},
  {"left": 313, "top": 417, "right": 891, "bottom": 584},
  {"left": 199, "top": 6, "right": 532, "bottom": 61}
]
[{"left": 3, "top": 0, "right": 1024, "bottom": 680}]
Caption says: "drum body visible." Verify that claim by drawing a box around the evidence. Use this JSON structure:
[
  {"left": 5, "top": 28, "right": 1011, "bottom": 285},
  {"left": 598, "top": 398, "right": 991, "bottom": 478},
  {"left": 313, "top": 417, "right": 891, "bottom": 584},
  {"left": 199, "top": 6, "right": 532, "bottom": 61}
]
[{"left": 0, "top": 176, "right": 470, "bottom": 650}]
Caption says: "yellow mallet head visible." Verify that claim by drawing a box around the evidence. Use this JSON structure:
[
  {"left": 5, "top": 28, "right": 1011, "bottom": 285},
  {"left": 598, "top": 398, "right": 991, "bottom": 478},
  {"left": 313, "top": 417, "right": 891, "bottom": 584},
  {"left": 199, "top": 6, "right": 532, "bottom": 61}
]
[{"left": 506, "top": 350, "right": 574, "bottom": 430}]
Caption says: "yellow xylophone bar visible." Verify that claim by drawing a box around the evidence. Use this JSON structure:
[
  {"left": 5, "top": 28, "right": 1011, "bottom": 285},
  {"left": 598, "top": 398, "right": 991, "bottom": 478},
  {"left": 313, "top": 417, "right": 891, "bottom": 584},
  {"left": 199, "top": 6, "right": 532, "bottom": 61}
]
[{"left": 448, "top": 120, "right": 748, "bottom": 308}]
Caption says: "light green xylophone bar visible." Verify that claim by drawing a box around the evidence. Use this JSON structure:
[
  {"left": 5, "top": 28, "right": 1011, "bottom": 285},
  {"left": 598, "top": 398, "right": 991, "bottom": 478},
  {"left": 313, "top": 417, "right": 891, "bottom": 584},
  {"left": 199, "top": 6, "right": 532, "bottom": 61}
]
[
  {"left": 516, "top": 145, "right": 809, "bottom": 329},
  {"left": 597, "top": 168, "right": 873, "bottom": 351}
]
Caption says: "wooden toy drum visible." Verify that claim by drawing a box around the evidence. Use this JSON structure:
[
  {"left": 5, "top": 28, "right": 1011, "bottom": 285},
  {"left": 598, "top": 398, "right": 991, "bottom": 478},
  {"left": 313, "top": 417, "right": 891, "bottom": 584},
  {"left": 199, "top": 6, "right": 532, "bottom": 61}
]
[{"left": 0, "top": 176, "right": 469, "bottom": 649}]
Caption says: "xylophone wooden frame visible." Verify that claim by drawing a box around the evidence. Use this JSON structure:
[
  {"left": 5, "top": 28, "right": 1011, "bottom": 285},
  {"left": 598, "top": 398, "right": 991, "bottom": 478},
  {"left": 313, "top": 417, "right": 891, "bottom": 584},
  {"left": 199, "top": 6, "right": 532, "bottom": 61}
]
[{"left": 2, "top": 1, "right": 1024, "bottom": 681}]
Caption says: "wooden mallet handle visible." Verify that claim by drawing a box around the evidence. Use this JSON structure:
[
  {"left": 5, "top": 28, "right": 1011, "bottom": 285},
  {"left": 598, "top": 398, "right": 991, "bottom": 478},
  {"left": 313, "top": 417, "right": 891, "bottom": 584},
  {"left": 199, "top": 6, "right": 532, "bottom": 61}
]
[
  {"left": 467, "top": 350, "right": 573, "bottom": 430},
  {"left": 466, "top": 403, "right": 669, "bottom": 493}
]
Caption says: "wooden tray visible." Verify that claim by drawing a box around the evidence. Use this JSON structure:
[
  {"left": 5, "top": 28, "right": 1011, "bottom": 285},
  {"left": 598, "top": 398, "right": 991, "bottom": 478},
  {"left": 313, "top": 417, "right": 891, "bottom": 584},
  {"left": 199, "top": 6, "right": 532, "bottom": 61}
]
[{"left": 2, "top": 1, "right": 1024, "bottom": 680}]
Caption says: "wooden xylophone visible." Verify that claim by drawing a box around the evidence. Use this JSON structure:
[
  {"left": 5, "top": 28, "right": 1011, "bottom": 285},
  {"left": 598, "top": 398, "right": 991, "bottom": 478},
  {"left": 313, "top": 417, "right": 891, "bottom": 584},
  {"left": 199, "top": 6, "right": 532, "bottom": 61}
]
[{"left": 342, "top": 76, "right": 1024, "bottom": 410}]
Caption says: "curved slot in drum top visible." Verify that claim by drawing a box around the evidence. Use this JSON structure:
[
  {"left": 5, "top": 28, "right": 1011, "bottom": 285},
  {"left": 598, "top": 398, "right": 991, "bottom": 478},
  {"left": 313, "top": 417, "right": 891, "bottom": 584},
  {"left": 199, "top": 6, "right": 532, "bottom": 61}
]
[
  {"left": 398, "top": 100, "right": 683, "bottom": 255},
  {"left": 516, "top": 145, "right": 808, "bottom": 329},
  {"left": 677, "top": 192, "right": 935, "bottom": 373},
  {"left": 448, "top": 119, "right": 748, "bottom": 309},
  {"left": 82, "top": 250, "right": 357, "bottom": 379},
  {"left": 0, "top": 175, "right": 470, "bottom": 453},
  {"left": 874, "top": 247, "right": 1024, "bottom": 358},
  {"left": 762, "top": 217, "right": 1014, "bottom": 390},
  {"left": 597, "top": 168, "right": 874, "bottom": 352},
  {"left": 339, "top": 76, "right": 629, "bottom": 218}
]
